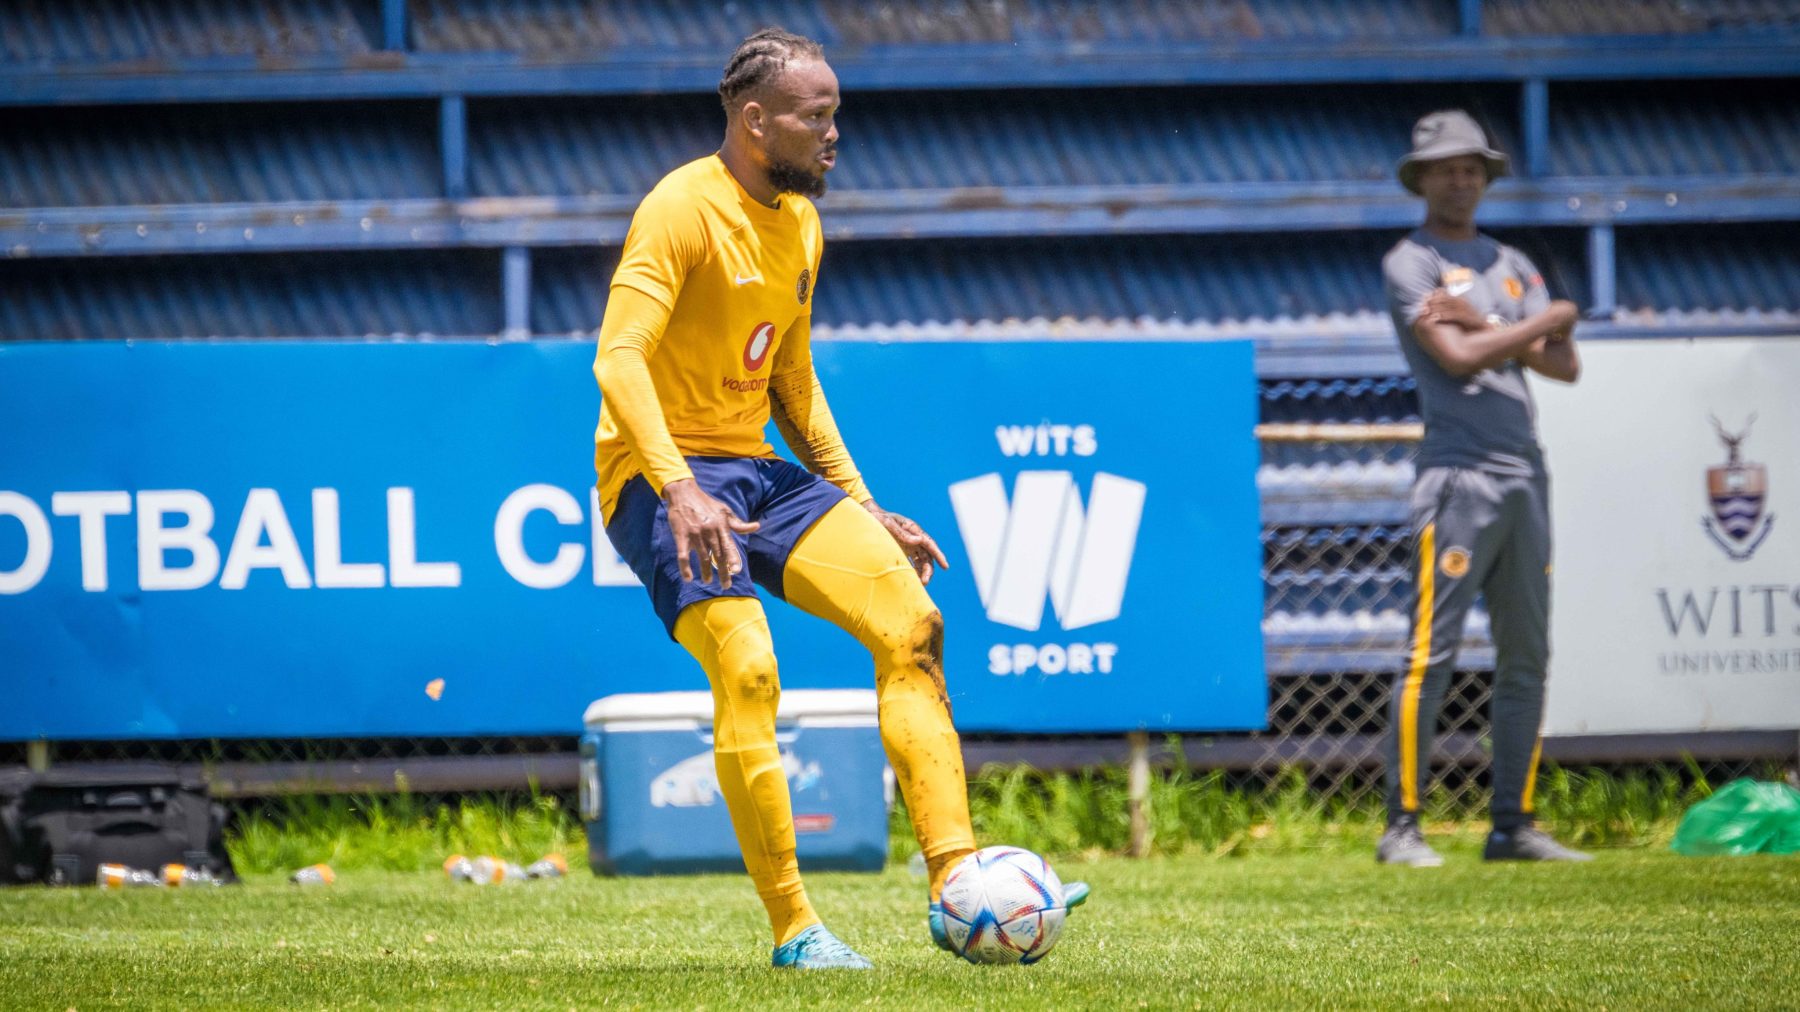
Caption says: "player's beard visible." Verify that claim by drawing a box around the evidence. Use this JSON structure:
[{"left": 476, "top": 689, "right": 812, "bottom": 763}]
[{"left": 767, "top": 153, "right": 829, "bottom": 199}]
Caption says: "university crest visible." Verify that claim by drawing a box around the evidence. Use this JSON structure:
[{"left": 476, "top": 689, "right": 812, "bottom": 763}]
[{"left": 1701, "top": 414, "right": 1775, "bottom": 561}]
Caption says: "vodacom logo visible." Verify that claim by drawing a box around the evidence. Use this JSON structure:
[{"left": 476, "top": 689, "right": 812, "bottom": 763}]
[{"left": 743, "top": 322, "right": 775, "bottom": 371}]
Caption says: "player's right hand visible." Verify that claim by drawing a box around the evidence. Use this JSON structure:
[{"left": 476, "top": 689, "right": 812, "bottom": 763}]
[
  {"left": 1422, "top": 288, "right": 1486, "bottom": 330},
  {"left": 1543, "top": 300, "right": 1580, "bottom": 342},
  {"left": 663, "top": 479, "right": 761, "bottom": 588}
]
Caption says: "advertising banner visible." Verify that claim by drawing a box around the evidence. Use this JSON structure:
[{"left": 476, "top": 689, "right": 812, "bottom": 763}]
[
  {"left": 1536, "top": 337, "right": 1800, "bottom": 735},
  {"left": 0, "top": 339, "right": 1263, "bottom": 739}
]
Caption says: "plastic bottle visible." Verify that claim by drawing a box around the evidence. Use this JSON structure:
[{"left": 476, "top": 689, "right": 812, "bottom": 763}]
[
  {"left": 446, "top": 854, "right": 515, "bottom": 884},
  {"left": 97, "top": 863, "right": 162, "bottom": 889},
  {"left": 467, "top": 855, "right": 527, "bottom": 884},
  {"left": 524, "top": 854, "right": 568, "bottom": 879},
  {"left": 289, "top": 864, "right": 335, "bottom": 886},
  {"left": 161, "top": 864, "right": 225, "bottom": 887}
]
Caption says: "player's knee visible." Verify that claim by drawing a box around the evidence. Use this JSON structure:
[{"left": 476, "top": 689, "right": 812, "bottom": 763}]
[
  {"left": 709, "top": 641, "right": 781, "bottom": 745},
  {"left": 723, "top": 644, "right": 781, "bottom": 702},
  {"left": 911, "top": 609, "right": 945, "bottom": 670},
  {"left": 1494, "top": 640, "right": 1549, "bottom": 682},
  {"left": 867, "top": 603, "right": 936, "bottom": 655},
  {"left": 871, "top": 609, "right": 945, "bottom": 688}
]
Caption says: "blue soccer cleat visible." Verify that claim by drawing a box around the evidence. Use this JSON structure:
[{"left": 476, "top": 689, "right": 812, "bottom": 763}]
[
  {"left": 771, "top": 923, "right": 873, "bottom": 970},
  {"left": 929, "top": 881, "right": 1090, "bottom": 953},
  {"left": 928, "top": 901, "right": 951, "bottom": 952},
  {"left": 1064, "top": 880, "right": 1090, "bottom": 909}
]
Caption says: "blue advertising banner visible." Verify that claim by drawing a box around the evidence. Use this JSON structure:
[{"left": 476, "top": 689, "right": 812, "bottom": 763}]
[{"left": 0, "top": 339, "right": 1262, "bottom": 739}]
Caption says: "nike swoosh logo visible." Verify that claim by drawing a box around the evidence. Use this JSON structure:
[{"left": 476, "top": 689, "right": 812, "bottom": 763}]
[{"left": 734, "top": 273, "right": 763, "bottom": 286}]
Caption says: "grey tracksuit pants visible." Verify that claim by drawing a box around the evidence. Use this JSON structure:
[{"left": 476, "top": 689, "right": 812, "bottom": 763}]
[{"left": 1385, "top": 466, "right": 1551, "bottom": 828}]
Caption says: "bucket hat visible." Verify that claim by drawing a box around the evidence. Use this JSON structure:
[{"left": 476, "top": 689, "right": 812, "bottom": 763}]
[{"left": 1397, "top": 110, "right": 1509, "bottom": 195}]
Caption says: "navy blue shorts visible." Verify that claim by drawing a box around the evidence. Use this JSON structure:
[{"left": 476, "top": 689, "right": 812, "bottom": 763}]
[{"left": 604, "top": 456, "right": 849, "bottom": 638}]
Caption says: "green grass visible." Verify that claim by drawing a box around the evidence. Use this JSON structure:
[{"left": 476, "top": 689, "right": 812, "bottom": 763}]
[
  {"left": 228, "top": 792, "right": 581, "bottom": 874},
  {"left": 946, "top": 759, "right": 1727, "bottom": 860},
  {"left": 222, "top": 762, "right": 1727, "bottom": 877},
  {"left": 68, "top": 765, "right": 1765, "bottom": 1007},
  {"left": 3, "top": 847, "right": 1795, "bottom": 1009}
]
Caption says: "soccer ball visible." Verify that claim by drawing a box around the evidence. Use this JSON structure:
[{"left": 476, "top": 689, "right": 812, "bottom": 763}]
[{"left": 938, "top": 846, "right": 1067, "bottom": 965}]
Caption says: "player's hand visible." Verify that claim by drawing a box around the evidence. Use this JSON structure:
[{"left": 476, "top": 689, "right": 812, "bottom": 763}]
[
  {"left": 663, "top": 478, "right": 760, "bottom": 589},
  {"left": 863, "top": 502, "right": 950, "bottom": 586},
  {"left": 1544, "top": 300, "right": 1580, "bottom": 343},
  {"left": 1422, "top": 289, "right": 1487, "bottom": 331}
]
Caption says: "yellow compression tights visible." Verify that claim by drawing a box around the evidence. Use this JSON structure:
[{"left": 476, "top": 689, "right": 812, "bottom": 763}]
[
  {"left": 674, "top": 596, "right": 818, "bottom": 947},
  {"left": 672, "top": 500, "right": 977, "bottom": 947},
  {"left": 782, "top": 500, "right": 976, "bottom": 900}
]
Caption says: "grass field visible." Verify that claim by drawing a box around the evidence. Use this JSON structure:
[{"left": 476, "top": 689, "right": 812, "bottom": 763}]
[{"left": 4, "top": 842, "right": 1795, "bottom": 1010}]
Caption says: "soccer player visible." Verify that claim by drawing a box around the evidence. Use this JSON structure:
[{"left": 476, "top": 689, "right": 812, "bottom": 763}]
[
  {"left": 592, "top": 29, "right": 1085, "bottom": 968},
  {"left": 1377, "top": 111, "right": 1592, "bottom": 865}
]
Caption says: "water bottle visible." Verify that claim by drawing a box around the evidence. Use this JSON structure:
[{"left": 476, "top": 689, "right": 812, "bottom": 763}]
[
  {"left": 443, "top": 854, "right": 476, "bottom": 882},
  {"left": 289, "top": 864, "right": 335, "bottom": 886},
  {"left": 447, "top": 854, "right": 519, "bottom": 884},
  {"left": 470, "top": 855, "right": 527, "bottom": 884},
  {"left": 97, "top": 863, "right": 161, "bottom": 889},
  {"left": 524, "top": 854, "right": 568, "bottom": 879},
  {"left": 907, "top": 851, "right": 928, "bottom": 879},
  {"left": 161, "top": 864, "right": 224, "bottom": 887}
]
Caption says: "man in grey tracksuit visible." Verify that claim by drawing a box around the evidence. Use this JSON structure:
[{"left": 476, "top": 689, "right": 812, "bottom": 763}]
[{"left": 1376, "top": 111, "right": 1591, "bottom": 865}]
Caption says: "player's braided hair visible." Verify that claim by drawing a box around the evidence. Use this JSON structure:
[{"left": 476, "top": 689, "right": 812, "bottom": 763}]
[{"left": 718, "top": 28, "right": 824, "bottom": 114}]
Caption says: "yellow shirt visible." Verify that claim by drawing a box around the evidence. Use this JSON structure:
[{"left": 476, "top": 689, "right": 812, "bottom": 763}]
[{"left": 592, "top": 155, "right": 869, "bottom": 520}]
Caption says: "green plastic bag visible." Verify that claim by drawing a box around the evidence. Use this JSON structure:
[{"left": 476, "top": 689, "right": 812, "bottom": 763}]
[{"left": 1670, "top": 778, "right": 1800, "bottom": 856}]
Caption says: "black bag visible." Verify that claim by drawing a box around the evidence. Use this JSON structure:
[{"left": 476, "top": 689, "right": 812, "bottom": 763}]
[
  {"left": 2, "top": 765, "right": 236, "bottom": 886},
  {"left": 0, "top": 768, "right": 36, "bottom": 885}
]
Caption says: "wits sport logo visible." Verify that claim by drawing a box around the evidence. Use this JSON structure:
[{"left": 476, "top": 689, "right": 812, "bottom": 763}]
[{"left": 948, "top": 471, "right": 1146, "bottom": 631}]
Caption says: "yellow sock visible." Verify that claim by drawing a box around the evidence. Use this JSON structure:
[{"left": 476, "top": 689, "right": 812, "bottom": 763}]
[
  {"left": 925, "top": 846, "right": 976, "bottom": 902},
  {"left": 782, "top": 500, "right": 979, "bottom": 901},
  {"left": 674, "top": 597, "right": 818, "bottom": 946}
]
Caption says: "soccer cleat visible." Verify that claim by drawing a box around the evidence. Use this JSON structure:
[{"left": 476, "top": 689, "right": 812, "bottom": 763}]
[
  {"left": 1063, "top": 881, "right": 1090, "bottom": 909},
  {"left": 1483, "top": 825, "right": 1594, "bottom": 862},
  {"left": 929, "top": 902, "right": 951, "bottom": 952},
  {"left": 929, "top": 881, "right": 1091, "bottom": 953},
  {"left": 771, "top": 924, "right": 873, "bottom": 970},
  {"left": 1377, "top": 818, "right": 1445, "bottom": 867}
]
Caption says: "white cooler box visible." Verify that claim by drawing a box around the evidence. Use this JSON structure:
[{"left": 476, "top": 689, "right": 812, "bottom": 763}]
[{"left": 579, "top": 689, "right": 892, "bottom": 876}]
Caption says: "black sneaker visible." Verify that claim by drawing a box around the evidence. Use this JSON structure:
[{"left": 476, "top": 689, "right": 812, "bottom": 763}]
[
  {"left": 1377, "top": 818, "right": 1445, "bottom": 867},
  {"left": 1483, "top": 825, "right": 1594, "bottom": 862}
]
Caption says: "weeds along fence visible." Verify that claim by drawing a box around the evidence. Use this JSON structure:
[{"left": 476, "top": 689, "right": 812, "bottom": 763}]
[
  {"left": 215, "top": 758, "right": 1784, "bottom": 875},
  {"left": 6, "top": 423, "right": 1797, "bottom": 830}
]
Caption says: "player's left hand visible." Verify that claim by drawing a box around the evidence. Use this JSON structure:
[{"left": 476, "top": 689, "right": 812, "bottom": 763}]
[
  {"left": 863, "top": 502, "right": 950, "bottom": 585},
  {"left": 1423, "top": 289, "right": 1487, "bottom": 331}
]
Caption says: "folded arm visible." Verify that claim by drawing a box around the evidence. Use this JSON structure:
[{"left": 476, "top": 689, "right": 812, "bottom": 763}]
[
  {"left": 1413, "top": 293, "right": 1580, "bottom": 380},
  {"left": 1517, "top": 330, "right": 1582, "bottom": 383},
  {"left": 1420, "top": 289, "right": 1581, "bottom": 383}
]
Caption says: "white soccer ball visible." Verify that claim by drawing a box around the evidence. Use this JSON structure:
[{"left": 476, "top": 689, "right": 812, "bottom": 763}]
[{"left": 938, "top": 845, "right": 1067, "bottom": 965}]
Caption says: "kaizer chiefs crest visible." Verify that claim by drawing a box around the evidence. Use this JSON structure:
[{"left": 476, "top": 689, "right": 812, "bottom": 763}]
[
  {"left": 796, "top": 268, "right": 812, "bottom": 306},
  {"left": 1701, "top": 413, "right": 1775, "bottom": 561}
]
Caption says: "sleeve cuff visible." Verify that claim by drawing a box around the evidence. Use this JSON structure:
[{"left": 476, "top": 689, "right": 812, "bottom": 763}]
[{"left": 647, "top": 465, "right": 695, "bottom": 498}]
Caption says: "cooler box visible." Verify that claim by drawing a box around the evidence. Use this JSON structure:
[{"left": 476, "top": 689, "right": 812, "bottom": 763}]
[{"left": 580, "top": 689, "right": 892, "bottom": 876}]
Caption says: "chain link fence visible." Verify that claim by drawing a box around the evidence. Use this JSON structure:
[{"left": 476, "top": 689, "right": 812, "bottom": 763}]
[{"left": 1257, "top": 429, "right": 1460, "bottom": 812}]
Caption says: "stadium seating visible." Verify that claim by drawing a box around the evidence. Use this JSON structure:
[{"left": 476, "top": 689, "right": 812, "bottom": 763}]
[{"left": 3, "top": 0, "right": 1796, "bottom": 681}]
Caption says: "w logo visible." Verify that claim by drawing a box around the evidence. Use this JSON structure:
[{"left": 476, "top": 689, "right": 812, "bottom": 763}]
[{"left": 949, "top": 471, "right": 1146, "bottom": 631}]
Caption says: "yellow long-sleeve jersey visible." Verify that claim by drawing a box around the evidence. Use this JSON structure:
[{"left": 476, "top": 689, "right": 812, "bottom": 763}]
[{"left": 592, "top": 155, "right": 870, "bottom": 521}]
